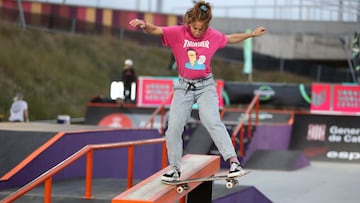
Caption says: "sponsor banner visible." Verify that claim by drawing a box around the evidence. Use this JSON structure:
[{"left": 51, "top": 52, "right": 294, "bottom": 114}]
[
  {"left": 310, "top": 83, "right": 332, "bottom": 111},
  {"left": 137, "top": 77, "right": 174, "bottom": 107},
  {"left": 98, "top": 113, "right": 134, "bottom": 128},
  {"left": 311, "top": 83, "right": 360, "bottom": 115},
  {"left": 85, "top": 105, "right": 164, "bottom": 128},
  {"left": 221, "top": 111, "right": 293, "bottom": 125},
  {"left": 136, "top": 76, "right": 224, "bottom": 108},
  {"left": 289, "top": 114, "right": 360, "bottom": 163},
  {"left": 333, "top": 84, "right": 360, "bottom": 112},
  {"left": 98, "top": 113, "right": 164, "bottom": 128},
  {"left": 224, "top": 82, "right": 311, "bottom": 108}
]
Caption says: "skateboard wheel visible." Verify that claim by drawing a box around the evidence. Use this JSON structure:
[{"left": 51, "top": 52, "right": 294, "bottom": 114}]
[
  {"left": 176, "top": 186, "right": 184, "bottom": 193},
  {"left": 226, "top": 182, "right": 233, "bottom": 189}
]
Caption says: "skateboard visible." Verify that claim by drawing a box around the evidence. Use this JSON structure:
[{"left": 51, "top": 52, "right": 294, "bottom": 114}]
[{"left": 162, "top": 170, "right": 251, "bottom": 193}]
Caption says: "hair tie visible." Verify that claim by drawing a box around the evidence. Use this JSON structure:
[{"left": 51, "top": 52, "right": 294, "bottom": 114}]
[{"left": 200, "top": 5, "right": 208, "bottom": 12}]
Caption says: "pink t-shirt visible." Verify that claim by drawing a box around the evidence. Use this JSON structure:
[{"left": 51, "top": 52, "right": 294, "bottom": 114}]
[{"left": 162, "top": 25, "right": 227, "bottom": 79}]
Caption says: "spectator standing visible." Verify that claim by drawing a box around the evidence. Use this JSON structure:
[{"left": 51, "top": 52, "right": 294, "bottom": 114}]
[{"left": 122, "top": 59, "right": 137, "bottom": 102}]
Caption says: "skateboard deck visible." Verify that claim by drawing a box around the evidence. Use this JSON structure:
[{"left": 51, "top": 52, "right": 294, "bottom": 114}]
[{"left": 162, "top": 170, "right": 251, "bottom": 193}]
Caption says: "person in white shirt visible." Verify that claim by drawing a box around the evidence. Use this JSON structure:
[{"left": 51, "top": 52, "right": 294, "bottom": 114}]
[{"left": 9, "top": 93, "right": 29, "bottom": 122}]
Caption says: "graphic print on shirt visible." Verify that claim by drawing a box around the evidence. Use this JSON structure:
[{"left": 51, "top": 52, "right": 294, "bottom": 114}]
[
  {"left": 185, "top": 48, "right": 206, "bottom": 70},
  {"left": 183, "top": 39, "right": 208, "bottom": 71}
]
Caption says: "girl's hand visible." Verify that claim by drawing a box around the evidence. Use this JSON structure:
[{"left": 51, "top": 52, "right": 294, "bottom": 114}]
[
  {"left": 252, "top": 27, "right": 267, "bottom": 37},
  {"left": 129, "top": 18, "right": 146, "bottom": 29}
]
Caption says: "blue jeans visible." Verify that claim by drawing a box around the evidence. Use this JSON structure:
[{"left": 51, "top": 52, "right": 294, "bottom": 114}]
[{"left": 165, "top": 75, "right": 237, "bottom": 169}]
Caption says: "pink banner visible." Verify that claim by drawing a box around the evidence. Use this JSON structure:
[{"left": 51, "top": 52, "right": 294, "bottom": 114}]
[
  {"left": 136, "top": 77, "right": 224, "bottom": 108},
  {"left": 137, "top": 77, "right": 174, "bottom": 107},
  {"left": 311, "top": 83, "right": 360, "bottom": 115},
  {"left": 311, "top": 83, "right": 332, "bottom": 112},
  {"left": 333, "top": 84, "right": 360, "bottom": 113}
]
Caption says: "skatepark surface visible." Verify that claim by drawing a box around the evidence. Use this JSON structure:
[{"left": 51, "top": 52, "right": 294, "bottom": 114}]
[
  {"left": 217, "top": 161, "right": 360, "bottom": 203},
  {"left": 1, "top": 157, "right": 359, "bottom": 202},
  {"left": 1, "top": 122, "right": 359, "bottom": 202}
]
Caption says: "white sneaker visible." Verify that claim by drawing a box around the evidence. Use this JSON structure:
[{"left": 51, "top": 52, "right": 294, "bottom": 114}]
[
  {"left": 228, "top": 162, "right": 246, "bottom": 178},
  {"left": 161, "top": 168, "right": 181, "bottom": 181}
]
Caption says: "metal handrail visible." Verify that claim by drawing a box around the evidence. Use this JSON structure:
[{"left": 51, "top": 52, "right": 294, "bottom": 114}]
[
  {"left": 231, "top": 94, "right": 260, "bottom": 157},
  {"left": 1, "top": 138, "right": 167, "bottom": 203},
  {"left": 143, "top": 92, "right": 173, "bottom": 134}
]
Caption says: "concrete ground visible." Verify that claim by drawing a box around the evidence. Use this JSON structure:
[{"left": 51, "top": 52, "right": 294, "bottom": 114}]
[
  {"left": 2, "top": 161, "right": 359, "bottom": 203},
  {"left": 217, "top": 161, "right": 360, "bottom": 203}
]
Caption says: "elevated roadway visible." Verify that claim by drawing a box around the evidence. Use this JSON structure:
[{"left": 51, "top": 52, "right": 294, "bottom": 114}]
[{"left": 211, "top": 18, "right": 359, "bottom": 60}]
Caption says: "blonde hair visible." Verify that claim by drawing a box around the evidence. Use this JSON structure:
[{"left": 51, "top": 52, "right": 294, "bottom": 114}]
[{"left": 183, "top": 1, "right": 212, "bottom": 29}]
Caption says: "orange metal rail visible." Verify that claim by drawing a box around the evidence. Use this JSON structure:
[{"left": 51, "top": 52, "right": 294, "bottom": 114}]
[
  {"left": 231, "top": 94, "right": 260, "bottom": 157},
  {"left": 1, "top": 138, "right": 167, "bottom": 203},
  {"left": 143, "top": 92, "right": 173, "bottom": 134},
  {"left": 143, "top": 92, "right": 260, "bottom": 157}
]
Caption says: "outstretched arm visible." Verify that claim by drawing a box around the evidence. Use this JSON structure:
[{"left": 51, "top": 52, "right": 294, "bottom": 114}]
[
  {"left": 129, "top": 18, "right": 163, "bottom": 35},
  {"left": 226, "top": 26, "right": 267, "bottom": 44}
]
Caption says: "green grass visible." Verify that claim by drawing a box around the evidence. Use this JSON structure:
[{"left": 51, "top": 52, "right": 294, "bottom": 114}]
[{"left": 0, "top": 21, "right": 312, "bottom": 121}]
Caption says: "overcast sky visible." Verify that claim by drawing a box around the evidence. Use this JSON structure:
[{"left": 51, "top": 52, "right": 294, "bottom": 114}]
[{"left": 41, "top": 0, "right": 266, "bottom": 13}]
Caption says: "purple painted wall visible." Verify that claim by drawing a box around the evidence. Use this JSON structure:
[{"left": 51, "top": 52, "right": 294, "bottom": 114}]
[
  {"left": 214, "top": 186, "right": 272, "bottom": 203},
  {"left": 244, "top": 124, "right": 293, "bottom": 163},
  {"left": 0, "top": 129, "right": 163, "bottom": 189}
]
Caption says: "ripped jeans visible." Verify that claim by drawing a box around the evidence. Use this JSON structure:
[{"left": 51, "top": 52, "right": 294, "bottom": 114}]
[{"left": 165, "top": 74, "right": 237, "bottom": 170}]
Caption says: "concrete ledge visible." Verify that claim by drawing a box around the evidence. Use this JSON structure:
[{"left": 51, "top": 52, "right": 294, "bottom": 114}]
[{"left": 112, "top": 154, "right": 220, "bottom": 203}]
